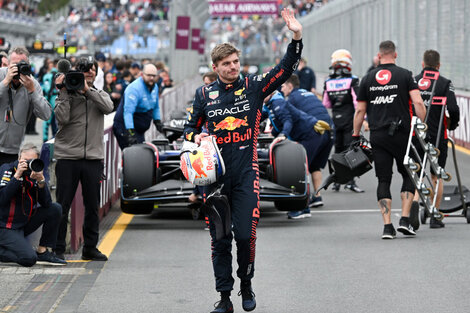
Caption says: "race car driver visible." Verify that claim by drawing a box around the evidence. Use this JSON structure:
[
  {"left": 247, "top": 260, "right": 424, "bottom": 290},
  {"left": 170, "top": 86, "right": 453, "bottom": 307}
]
[{"left": 183, "top": 8, "right": 303, "bottom": 313}]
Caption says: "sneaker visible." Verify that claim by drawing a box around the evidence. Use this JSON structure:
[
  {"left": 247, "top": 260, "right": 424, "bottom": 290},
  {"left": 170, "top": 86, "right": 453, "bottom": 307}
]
[
  {"left": 397, "top": 217, "right": 416, "bottom": 236},
  {"left": 430, "top": 216, "right": 445, "bottom": 228},
  {"left": 332, "top": 183, "right": 341, "bottom": 192},
  {"left": 287, "top": 209, "right": 310, "bottom": 219},
  {"left": 409, "top": 201, "right": 420, "bottom": 231},
  {"left": 82, "top": 247, "right": 108, "bottom": 261},
  {"left": 238, "top": 282, "right": 256, "bottom": 312},
  {"left": 210, "top": 298, "right": 234, "bottom": 313},
  {"left": 309, "top": 196, "right": 323, "bottom": 208},
  {"left": 382, "top": 224, "right": 396, "bottom": 239},
  {"left": 344, "top": 182, "right": 364, "bottom": 193},
  {"left": 36, "top": 250, "right": 67, "bottom": 266}
]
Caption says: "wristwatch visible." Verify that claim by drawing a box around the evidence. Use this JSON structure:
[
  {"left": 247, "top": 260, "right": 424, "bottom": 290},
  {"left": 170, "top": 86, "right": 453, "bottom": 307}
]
[{"left": 38, "top": 179, "right": 46, "bottom": 186}]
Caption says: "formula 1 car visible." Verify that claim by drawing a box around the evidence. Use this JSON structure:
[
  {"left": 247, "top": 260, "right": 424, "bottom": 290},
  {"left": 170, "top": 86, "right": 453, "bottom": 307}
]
[{"left": 120, "top": 114, "right": 310, "bottom": 215}]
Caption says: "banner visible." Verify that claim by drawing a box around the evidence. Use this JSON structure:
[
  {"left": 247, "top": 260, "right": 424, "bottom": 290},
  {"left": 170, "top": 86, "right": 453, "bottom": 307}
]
[
  {"left": 191, "top": 28, "right": 200, "bottom": 51},
  {"left": 209, "top": 1, "right": 278, "bottom": 16},
  {"left": 175, "top": 16, "right": 190, "bottom": 50},
  {"left": 199, "top": 38, "right": 205, "bottom": 55}
]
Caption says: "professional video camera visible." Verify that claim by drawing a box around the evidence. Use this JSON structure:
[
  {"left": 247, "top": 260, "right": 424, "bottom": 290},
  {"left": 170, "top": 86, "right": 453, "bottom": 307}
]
[
  {"left": 23, "top": 158, "right": 44, "bottom": 177},
  {"left": 56, "top": 57, "right": 94, "bottom": 91},
  {"left": 13, "top": 60, "right": 32, "bottom": 79}
]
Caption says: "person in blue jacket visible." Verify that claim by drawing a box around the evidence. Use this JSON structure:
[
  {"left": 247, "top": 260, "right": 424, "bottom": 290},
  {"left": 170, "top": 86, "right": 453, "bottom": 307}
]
[
  {"left": 263, "top": 91, "right": 333, "bottom": 218},
  {"left": 113, "top": 63, "right": 162, "bottom": 150}
]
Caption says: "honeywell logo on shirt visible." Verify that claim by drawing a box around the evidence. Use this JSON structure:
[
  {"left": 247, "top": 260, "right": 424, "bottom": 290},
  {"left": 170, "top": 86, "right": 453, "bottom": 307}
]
[{"left": 370, "top": 94, "right": 397, "bottom": 105}]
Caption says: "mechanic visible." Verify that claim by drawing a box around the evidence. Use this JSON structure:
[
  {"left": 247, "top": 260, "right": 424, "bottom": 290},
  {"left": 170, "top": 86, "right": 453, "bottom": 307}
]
[
  {"left": 323, "top": 49, "right": 364, "bottom": 193},
  {"left": 294, "top": 57, "right": 317, "bottom": 94},
  {"left": 0, "top": 46, "right": 52, "bottom": 165},
  {"left": 0, "top": 143, "right": 65, "bottom": 266},
  {"left": 411, "top": 49, "right": 460, "bottom": 229},
  {"left": 183, "top": 8, "right": 302, "bottom": 313},
  {"left": 281, "top": 74, "right": 333, "bottom": 208},
  {"left": 353, "top": 40, "right": 426, "bottom": 239},
  {"left": 113, "top": 63, "right": 162, "bottom": 150},
  {"left": 54, "top": 57, "right": 114, "bottom": 261},
  {"left": 263, "top": 90, "right": 332, "bottom": 218}
]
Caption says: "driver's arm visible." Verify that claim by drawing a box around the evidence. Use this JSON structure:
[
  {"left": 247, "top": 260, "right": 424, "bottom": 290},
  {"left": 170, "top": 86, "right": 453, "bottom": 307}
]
[{"left": 183, "top": 87, "right": 206, "bottom": 142}]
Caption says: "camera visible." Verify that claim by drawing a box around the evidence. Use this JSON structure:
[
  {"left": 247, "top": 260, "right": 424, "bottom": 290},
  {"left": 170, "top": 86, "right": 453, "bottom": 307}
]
[
  {"left": 57, "top": 57, "right": 95, "bottom": 91},
  {"left": 23, "top": 159, "right": 44, "bottom": 177},
  {"left": 13, "top": 60, "right": 32, "bottom": 79}
]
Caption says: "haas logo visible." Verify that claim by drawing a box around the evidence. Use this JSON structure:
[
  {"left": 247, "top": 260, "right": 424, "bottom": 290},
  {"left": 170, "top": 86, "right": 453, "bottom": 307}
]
[
  {"left": 418, "top": 78, "right": 431, "bottom": 90},
  {"left": 375, "top": 70, "right": 392, "bottom": 85}
]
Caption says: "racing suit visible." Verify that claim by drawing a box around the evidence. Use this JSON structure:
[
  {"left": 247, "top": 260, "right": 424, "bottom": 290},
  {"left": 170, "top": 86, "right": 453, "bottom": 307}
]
[
  {"left": 183, "top": 39, "right": 302, "bottom": 292},
  {"left": 414, "top": 68, "right": 459, "bottom": 169},
  {"left": 322, "top": 73, "right": 359, "bottom": 153}
]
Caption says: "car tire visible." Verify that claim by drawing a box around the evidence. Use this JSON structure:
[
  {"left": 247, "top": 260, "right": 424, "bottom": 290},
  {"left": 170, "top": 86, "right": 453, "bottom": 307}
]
[
  {"left": 272, "top": 140, "right": 309, "bottom": 211},
  {"left": 121, "top": 144, "right": 156, "bottom": 214}
]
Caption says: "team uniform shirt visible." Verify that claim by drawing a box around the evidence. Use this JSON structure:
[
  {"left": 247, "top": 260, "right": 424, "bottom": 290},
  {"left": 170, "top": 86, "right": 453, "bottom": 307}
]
[
  {"left": 322, "top": 74, "right": 359, "bottom": 130},
  {"left": 287, "top": 88, "right": 332, "bottom": 126},
  {"left": 295, "top": 66, "right": 316, "bottom": 90},
  {"left": 415, "top": 67, "right": 459, "bottom": 140},
  {"left": 357, "top": 63, "right": 418, "bottom": 132}
]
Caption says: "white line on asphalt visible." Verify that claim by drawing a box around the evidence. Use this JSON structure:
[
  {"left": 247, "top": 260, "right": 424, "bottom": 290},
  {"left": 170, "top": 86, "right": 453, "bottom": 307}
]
[{"left": 309, "top": 209, "right": 401, "bottom": 214}]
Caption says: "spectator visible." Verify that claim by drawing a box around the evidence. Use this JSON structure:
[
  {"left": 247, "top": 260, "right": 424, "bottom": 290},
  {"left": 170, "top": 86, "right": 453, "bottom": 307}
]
[
  {"left": 94, "top": 52, "right": 106, "bottom": 90},
  {"left": 158, "top": 69, "right": 173, "bottom": 93},
  {"left": 202, "top": 71, "right": 217, "bottom": 86},
  {"left": 41, "top": 59, "right": 59, "bottom": 142},
  {"left": 129, "top": 62, "right": 141, "bottom": 79},
  {"left": 103, "top": 71, "right": 122, "bottom": 111},
  {"left": 0, "top": 51, "right": 9, "bottom": 67},
  {"left": 0, "top": 143, "right": 66, "bottom": 266},
  {"left": 240, "top": 64, "right": 250, "bottom": 78},
  {"left": 294, "top": 57, "right": 317, "bottom": 94},
  {"left": 113, "top": 63, "right": 162, "bottom": 150},
  {"left": 0, "top": 46, "right": 52, "bottom": 165},
  {"left": 53, "top": 57, "right": 114, "bottom": 261},
  {"left": 366, "top": 55, "right": 380, "bottom": 74}
]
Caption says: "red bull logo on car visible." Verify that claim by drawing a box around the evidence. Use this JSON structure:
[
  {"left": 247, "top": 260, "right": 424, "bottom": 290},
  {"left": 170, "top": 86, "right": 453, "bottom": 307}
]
[{"left": 213, "top": 116, "right": 248, "bottom": 131}]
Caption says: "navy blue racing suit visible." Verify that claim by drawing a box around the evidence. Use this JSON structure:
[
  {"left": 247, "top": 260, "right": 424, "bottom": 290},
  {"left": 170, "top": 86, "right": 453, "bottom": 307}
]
[{"left": 183, "top": 39, "right": 302, "bottom": 292}]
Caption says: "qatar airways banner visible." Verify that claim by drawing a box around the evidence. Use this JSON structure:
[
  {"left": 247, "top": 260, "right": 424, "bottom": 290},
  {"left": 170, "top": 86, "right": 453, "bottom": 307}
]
[
  {"left": 191, "top": 28, "right": 200, "bottom": 51},
  {"left": 175, "top": 16, "right": 190, "bottom": 50},
  {"left": 209, "top": 1, "right": 278, "bottom": 16}
]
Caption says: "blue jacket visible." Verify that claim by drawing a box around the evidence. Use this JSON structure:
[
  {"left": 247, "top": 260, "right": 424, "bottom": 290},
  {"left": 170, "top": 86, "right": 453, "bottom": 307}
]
[
  {"left": 263, "top": 92, "right": 318, "bottom": 141},
  {"left": 288, "top": 88, "right": 333, "bottom": 126},
  {"left": 0, "top": 161, "right": 52, "bottom": 230},
  {"left": 120, "top": 77, "right": 160, "bottom": 131}
]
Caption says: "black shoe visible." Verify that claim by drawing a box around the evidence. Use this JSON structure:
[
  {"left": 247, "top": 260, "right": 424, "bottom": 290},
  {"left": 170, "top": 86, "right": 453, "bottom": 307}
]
[
  {"left": 332, "top": 183, "right": 341, "bottom": 192},
  {"left": 382, "top": 224, "right": 396, "bottom": 239},
  {"left": 409, "top": 201, "right": 420, "bottom": 231},
  {"left": 397, "top": 217, "right": 416, "bottom": 236},
  {"left": 344, "top": 182, "right": 364, "bottom": 193},
  {"left": 82, "top": 247, "right": 108, "bottom": 261},
  {"left": 430, "top": 216, "right": 445, "bottom": 228},
  {"left": 36, "top": 250, "right": 67, "bottom": 266},
  {"left": 239, "top": 281, "right": 256, "bottom": 311},
  {"left": 53, "top": 250, "right": 65, "bottom": 260},
  {"left": 210, "top": 297, "right": 234, "bottom": 313}
]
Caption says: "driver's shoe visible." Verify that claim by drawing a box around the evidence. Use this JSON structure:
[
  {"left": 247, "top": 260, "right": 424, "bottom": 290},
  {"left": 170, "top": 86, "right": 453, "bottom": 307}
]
[
  {"left": 210, "top": 297, "right": 233, "bottom": 313},
  {"left": 238, "top": 281, "right": 256, "bottom": 311}
]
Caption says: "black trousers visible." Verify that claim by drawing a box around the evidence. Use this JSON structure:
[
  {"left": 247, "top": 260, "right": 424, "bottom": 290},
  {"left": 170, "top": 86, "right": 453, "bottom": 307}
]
[
  {"left": 55, "top": 159, "right": 102, "bottom": 253},
  {"left": 0, "top": 202, "right": 62, "bottom": 267}
]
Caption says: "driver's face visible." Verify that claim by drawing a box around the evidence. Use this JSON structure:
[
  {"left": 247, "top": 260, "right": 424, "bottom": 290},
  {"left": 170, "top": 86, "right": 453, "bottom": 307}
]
[{"left": 212, "top": 53, "right": 240, "bottom": 84}]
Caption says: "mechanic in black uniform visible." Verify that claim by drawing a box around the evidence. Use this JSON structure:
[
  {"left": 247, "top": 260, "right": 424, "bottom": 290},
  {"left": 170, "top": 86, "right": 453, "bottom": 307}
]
[
  {"left": 353, "top": 40, "right": 426, "bottom": 239},
  {"left": 183, "top": 8, "right": 302, "bottom": 313},
  {"left": 411, "top": 49, "right": 460, "bottom": 229},
  {"left": 323, "top": 49, "right": 364, "bottom": 193}
]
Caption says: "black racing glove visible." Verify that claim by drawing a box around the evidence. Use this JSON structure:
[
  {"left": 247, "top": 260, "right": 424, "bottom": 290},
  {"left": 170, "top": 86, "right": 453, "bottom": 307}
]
[
  {"left": 153, "top": 119, "right": 163, "bottom": 132},
  {"left": 126, "top": 129, "right": 138, "bottom": 146}
]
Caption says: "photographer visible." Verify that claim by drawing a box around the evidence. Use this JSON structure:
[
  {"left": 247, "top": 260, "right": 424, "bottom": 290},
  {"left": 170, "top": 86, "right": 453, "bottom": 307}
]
[
  {"left": 0, "top": 47, "right": 52, "bottom": 165},
  {"left": 53, "top": 57, "right": 113, "bottom": 261},
  {"left": 0, "top": 143, "right": 65, "bottom": 266}
]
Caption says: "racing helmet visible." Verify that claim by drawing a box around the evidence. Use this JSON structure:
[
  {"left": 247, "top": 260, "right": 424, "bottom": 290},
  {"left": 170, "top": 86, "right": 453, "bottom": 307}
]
[
  {"left": 331, "top": 49, "right": 352, "bottom": 69},
  {"left": 180, "top": 136, "right": 225, "bottom": 186}
]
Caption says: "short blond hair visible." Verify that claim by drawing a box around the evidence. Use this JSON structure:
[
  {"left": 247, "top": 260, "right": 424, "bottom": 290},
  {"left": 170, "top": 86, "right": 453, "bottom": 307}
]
[{"left": 211, "top": 43, "right": 240, "bottom": 66}]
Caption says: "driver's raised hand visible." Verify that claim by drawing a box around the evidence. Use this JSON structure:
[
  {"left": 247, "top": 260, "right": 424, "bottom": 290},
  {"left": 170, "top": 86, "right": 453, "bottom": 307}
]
[{"left": 281, "top": 8, "right": 302, "bottom": 40}]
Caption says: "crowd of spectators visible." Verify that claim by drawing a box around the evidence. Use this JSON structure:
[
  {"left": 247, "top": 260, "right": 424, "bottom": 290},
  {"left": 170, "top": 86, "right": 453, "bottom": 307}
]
[{"left": 0, "top": 0, "right": 39, "bottom": 17}]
